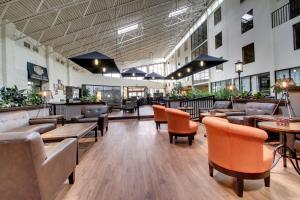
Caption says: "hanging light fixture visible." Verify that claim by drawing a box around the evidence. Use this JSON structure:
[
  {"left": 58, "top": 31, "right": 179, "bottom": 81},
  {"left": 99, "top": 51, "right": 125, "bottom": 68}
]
[
  {"left": 171, "top": 76, "right": 174, "bottom": 80},
  {"left": 102, "top": 67, "right": 106, "bottom": 73},
  {"left": 94, "top": 59, "right": 99, "bottom": 65},
  {"left": 200, "top": 60, "right": 204, "bottom": 67},
  {"left": 187, "top": 68, "right": 191, "bottom": 73},
  {"left": 132, "top": 73, "right": 135, "bottom": 77},
  {"left": 178, "top": 72, "right": 181, "bottom": 77}
]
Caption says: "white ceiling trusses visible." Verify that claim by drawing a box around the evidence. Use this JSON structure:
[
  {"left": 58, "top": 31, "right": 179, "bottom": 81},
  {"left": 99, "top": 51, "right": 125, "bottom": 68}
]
[{"left": 0, "top": 0, "right": 209, "bottom": 68}]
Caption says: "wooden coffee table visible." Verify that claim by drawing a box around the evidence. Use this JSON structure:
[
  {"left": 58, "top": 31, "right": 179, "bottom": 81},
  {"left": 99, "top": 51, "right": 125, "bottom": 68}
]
[
  {"left": 258, "top": 121, "right": 300, "bottom": 175},
  {"left": 42, "top": 123, "right": 98, "bottom": 164}
]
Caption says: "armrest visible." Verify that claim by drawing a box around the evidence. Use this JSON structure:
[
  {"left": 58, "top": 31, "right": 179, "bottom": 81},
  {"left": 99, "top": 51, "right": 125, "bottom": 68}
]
[
  {"left": 243, "top": 116, "right": 256, "bottom": 127},
  {"left": 71, "top": 115, "right": 84, "bottom": 122},
  {"left": 225, "top": 111, "right": 246, "bottom": 116},
  {"left": 29, "top": 118, "right": 57, "bottom": 126},
  {"left": 38, "top": 138, "right": 77, "bottom": 196},
  {"left": 99, "top": 113, "right": 108, "bottom": 119}
]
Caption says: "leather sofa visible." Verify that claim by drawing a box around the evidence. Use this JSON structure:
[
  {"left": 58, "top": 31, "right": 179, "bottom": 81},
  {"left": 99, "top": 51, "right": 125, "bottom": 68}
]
[
  {"left": 199, "top": 100, "right": 232, "bottom": 113},
  {"left": 0, "top": 131, "right": 77, "bottom": 200},
  {"left": 71, "top": 105, "right": 109, "bottom": 136},
  {"left": 203, "top": 117, "right": 273, "bottom": 197},
  {"left": 0, "top": 111, "right": 57, "bottom": 134},
  {"left": 227, "top": 102, "right": 276, "bottom": 126}
]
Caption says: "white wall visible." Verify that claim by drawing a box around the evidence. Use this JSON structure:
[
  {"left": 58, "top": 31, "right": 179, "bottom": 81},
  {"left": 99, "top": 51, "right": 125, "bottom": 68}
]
[{"left": 0, "top": 23, "right": 166, "bottom": 102}]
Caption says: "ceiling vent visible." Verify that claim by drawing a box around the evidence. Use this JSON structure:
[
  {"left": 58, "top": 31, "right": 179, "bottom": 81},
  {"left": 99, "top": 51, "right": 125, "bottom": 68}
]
[{"left": 24, "top": 41, "right": 31, "bottom": 49}]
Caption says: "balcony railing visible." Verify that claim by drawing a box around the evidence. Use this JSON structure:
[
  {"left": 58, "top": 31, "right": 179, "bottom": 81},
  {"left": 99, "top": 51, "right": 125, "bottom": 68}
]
[
  {"left": 179, "top": 96, "right": 215, "bottom": 119},
  {"left": 272, "top": 0, "right": 300, "bottom": 28}
]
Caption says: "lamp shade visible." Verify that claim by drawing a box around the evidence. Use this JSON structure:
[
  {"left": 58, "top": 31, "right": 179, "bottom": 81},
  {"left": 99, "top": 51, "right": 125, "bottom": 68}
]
[{"left": 235, "top": 61, "right": 243, "bottom": 73}]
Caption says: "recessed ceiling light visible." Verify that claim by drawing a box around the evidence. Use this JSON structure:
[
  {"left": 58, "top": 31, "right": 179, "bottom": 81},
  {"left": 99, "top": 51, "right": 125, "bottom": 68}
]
[
  {"left": 169, "top": 6, "right": 188, "bottom": 18},
  {"left": 118, "top": 24, "right": 138, "bottom": 35}
]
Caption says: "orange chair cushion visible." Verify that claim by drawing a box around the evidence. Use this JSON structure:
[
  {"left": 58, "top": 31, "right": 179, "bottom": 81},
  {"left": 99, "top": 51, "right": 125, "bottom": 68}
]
[{"left": 165, "top": 108, "right": 198, "bottom": 135}]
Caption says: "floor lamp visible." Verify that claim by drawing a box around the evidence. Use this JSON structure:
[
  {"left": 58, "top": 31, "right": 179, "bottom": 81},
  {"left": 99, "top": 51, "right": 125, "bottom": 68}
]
[{"left": 272, "top": 78, "right": 296, "bottom": 118}]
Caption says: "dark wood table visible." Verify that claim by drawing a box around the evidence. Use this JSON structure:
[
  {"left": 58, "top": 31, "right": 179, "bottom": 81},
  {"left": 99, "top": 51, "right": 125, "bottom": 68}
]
[
  {"left": 42, "top": 123, "right": 98, "bottom": 163},
  {"left": 31, "top": 114, "right": 65, "bottom": 126},
  {"left": 258, "top": 121, "right": 300, "bottom": 175}
]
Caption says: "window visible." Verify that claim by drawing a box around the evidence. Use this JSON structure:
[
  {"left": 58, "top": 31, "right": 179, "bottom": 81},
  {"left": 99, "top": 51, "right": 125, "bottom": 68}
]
[
  {"left": 276, "top": 67, "right": 300, "bottom": 86},
  {"left": 216, "top": 57, "right": 223, "bottom": 71},
  {"left": 191, "top": 20, "right": 207, "bottom": 50},
  {"left": 215, "top": 32, "right": 222, "bottom": 49},
  {"left": 293, "top": 22, "right": 300, "bottom": 50},
  {"left": 241, "top": 9, "right": 253, "bottom": 34},
  {"left": 242, "top": 43, "right": 255, "bottom": 64},
  {"left": 185, "top": 56, "right": 189, "bottom": 64},
  {"left": 184, "top": 41, "right": 188, "bottom": 51},
  {"left": 211, "top": 79, "right": 232, "bottom": 93},
  {"left": 234, "top": 72, "right": 270, "bottom": 94},
  {"left": 214, "top": 7, "right": 221, "bottom": 25},
  {"left": 194, "top": 70, "right": 209, "bottom": 84}
]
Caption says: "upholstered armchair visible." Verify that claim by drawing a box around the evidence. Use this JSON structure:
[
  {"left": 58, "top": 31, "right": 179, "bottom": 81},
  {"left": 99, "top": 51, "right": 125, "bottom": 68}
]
[
  {"left": 165, "top": 108, "right": 198, "bottom": 145},
  {"left": 227, "top": 102, "right": 276, "bottom": 126},
  {"left": 152, "top": 105, "right": 167, "bottom": 129},
  {"left": 71, "top": 105, "right": 109, "bottom": 136},
  {"left": 203, "top": 117, "right": 273, "bottom": 197},
  {"left": 0, "top": 131, "right": 77, "bottom": 200}
]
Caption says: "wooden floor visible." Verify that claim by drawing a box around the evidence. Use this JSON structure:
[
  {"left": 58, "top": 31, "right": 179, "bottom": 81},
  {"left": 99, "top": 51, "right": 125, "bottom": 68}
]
[{"left": 55, "top": 120, "right": 300, "bottom": 200}]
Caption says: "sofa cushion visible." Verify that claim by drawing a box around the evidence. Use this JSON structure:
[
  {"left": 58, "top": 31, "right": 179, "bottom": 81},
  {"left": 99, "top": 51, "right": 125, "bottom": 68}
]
[
  {"left": 82, "top": 105, "right": 108, "bottom": 118},
  {"left": 0, "top": 111, "right": 29, "bottom": 132},
  {"left": 214, "top": 101, "right": 232, "bottom": 109},
  {"left": 10, "top": 124, "right": 56, "bottom": 134},
  {"left": 245, "top": 102, "right": 276, "bottom": 116},
  {"left": 227, "top": 116, "right": 245, "bottom": 125}
]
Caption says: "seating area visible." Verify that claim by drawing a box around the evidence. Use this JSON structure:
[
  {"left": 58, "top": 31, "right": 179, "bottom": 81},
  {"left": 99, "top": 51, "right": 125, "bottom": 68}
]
[{"left": 1, "top": 0, "right": 300, "bottom": 199}]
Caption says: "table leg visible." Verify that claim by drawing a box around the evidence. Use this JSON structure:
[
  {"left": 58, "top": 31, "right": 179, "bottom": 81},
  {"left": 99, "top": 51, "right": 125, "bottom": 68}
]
[
  {"left": 62, "top": 118, "right": 65, "bottom": 126},
  {"left": 283, "top": 133, "right": 287, "bottom": 168},
  {"left": 94, "top": 126, "right": 98, "bottom": 142},
  {"left": 76, "top": 141, "right": 79, "bottom": 164}
]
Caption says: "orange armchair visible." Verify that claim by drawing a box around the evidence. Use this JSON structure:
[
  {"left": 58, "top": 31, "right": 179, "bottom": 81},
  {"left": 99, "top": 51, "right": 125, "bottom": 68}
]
[
  {"left": 152, "top": 105, "right": 167, "bottom": 130},
  {"left": 203, "top": 117, "right": 273, "bottom": 197},
  {"left": 165, "top": 108, "right": 198, "bottom": 145}
]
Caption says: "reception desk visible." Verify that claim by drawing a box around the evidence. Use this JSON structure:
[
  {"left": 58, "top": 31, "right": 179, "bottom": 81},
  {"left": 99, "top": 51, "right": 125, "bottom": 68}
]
[{"left": 51, "top": 102, "right": 106, "bottom": 121}]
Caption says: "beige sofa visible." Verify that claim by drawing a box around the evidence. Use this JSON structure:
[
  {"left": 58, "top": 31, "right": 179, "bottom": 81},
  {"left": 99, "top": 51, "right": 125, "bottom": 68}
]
[
  {"left": 0, "top": 111, "right": 57, "bottom": 134},
  {"left": 0, "top": 131, "right": 77, "bottom": 200}
]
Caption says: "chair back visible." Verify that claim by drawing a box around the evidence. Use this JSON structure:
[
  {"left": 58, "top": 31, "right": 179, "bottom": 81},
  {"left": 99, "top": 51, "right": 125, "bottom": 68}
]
[
  {"left": 0, "top": 132, "right": 46, "bottom": 199},
  {"left": 152, "top": 105, "right": 167, "bottom": 122},
  {"left": 81, "top": 105, "right": 108, "bottom": 118},
  {"left": 203, "top": 117, "right": 269, "bottom": 173},
  {"left": 214, "top": 101, "right": 232, "bottom": 109},
  {"left": 245, "top": 102, "right": 276, "bottom": 116},
  {"left": 165, "top": 108, "right": 190, "bottom": 133}
]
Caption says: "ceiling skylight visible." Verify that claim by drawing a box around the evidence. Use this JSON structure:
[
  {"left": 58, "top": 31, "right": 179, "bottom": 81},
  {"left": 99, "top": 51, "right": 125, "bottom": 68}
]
[
  {"left": 117, "top": 24, "right": 139, "bottom": 35},
  {"left": 168, "top": 6, "right": 188, "bottom": 18}
]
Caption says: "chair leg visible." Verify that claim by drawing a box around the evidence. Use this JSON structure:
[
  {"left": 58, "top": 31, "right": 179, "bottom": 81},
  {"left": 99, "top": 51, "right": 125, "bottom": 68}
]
[
  {"left": 236, "top": 177, "right": 244, "bottom": 197},
  {"left": 169, "top": 134, "right": 173, "bottom": 144},
  {"left": 264, "top": 175, "right": 270, "bottom": 187},
  {"left": 106, "top": 126, "right": 108, "bottom": 132},
  {"left": 101, "top": 130, "right": 103, "bottom": 136},
  {"left": 175, "top": 136, "right": 178, "bottom": 140},
  {"left": 68, "top": 171, "right": 75, "bottom": 184},
  {"left": 188, "top": 136, "right": 193, "bottom": 145},
  {"left": 155, "top": 122, "right": 159, "bottom": 130},
  {"left": 209, "top": 164, "right": 214, "bottom": 177}
]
